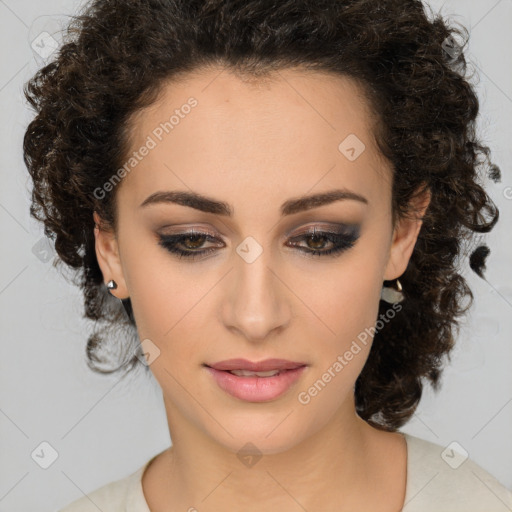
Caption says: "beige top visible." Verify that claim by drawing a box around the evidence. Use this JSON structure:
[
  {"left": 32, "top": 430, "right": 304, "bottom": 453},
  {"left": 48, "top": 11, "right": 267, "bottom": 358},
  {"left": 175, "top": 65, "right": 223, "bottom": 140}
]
[{"left": 58, "top": 433, "right": 512, "bottom": 511}]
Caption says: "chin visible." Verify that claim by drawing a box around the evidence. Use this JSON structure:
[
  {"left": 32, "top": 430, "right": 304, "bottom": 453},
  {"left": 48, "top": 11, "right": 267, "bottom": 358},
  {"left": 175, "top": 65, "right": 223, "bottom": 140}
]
[{"left": 204, "top": 412, "right": 312, "bottom": 458}]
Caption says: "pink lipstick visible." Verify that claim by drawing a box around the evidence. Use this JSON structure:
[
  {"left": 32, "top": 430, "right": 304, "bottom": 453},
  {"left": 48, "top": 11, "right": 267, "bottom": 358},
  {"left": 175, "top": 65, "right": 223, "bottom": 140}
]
[{"left": 204, "top": 358, "right": 308, "bottom": 402}]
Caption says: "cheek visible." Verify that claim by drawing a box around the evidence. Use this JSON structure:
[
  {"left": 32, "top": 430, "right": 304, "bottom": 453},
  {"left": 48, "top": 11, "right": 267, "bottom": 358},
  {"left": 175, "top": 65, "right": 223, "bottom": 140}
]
[
  {"left": 129, "top": 269, "right": 208, "bottom": 366},
  {"left": 291, "top": 253, "right": 383, "bottom": 350},
  {"left": 289, "top": 251, "right": 384, "bottom": 401},
  {"left": 117, "top": 221, "right": 205, "bottom": 340},
  {"left": 291, "top": 275, "right": 379, "bottom": 426}
]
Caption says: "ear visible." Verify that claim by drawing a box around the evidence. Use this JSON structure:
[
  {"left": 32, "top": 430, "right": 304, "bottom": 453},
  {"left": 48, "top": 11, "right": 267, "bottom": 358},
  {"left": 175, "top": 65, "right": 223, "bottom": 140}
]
[
  {"left": 383, "top": 185, "right": 431, "bottom": 281},
  {"left": 93, "top": 211, "right": 129, "bottom": 299}
]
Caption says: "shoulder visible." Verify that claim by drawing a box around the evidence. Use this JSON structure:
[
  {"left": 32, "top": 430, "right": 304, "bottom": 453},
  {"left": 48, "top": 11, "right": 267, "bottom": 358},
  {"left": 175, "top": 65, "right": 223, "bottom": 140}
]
[
  {"left": 402, "top": 432, "right": 512, "bottom": 512},
  {"left": 57, "top": 458, "right": 153, "bottom": 512}
]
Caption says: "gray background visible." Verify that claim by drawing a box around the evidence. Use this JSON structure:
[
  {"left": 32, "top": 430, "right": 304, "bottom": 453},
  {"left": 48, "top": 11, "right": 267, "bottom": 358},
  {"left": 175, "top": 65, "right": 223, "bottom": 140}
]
[{"left": 1, "top": 0, "right": 511, "bottom": 510}]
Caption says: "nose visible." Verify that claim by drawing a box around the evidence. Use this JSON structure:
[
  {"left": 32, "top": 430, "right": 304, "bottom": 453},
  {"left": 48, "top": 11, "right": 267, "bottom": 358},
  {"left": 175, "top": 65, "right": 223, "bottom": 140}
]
[{"left": 221, "top": 247, "right": 291, "bottom": 342}]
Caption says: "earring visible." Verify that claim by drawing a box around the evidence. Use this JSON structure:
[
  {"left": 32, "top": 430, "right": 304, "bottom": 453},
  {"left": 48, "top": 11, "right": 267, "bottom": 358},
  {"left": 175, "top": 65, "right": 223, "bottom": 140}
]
[
  {"left": 106, "top": 280, "right": 135, "bottom": 323},
  {"left": 106, "top": 280, "right": 118, "bottom": 294},
  {"left": 380, "top": 278, "right": 404, "bottom": 304}
]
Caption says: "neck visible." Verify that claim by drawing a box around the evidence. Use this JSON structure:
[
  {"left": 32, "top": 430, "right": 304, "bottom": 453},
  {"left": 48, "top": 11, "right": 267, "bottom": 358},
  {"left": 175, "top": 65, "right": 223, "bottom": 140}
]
[{"left": 142, "top": 395, "right": 406, "bottom": 512}]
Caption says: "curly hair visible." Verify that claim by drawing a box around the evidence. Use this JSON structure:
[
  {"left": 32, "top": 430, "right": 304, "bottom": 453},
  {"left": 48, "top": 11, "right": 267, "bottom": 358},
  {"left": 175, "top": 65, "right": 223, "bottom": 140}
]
[{"left": 23, "top": 0, "right": 501, "bottom": 431}]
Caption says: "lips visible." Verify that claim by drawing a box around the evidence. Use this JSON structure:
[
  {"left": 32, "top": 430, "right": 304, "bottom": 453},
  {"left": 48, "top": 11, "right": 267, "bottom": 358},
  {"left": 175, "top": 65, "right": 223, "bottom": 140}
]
[
  {"left": 205, "top": 358, "right": 307, "bottom": 372},
  {"left": 205, "top": 364, "right": 308, "bottom": 402}
]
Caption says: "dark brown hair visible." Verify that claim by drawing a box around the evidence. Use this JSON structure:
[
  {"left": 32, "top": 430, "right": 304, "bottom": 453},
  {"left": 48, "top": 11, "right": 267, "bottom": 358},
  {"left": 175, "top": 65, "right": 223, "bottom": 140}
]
[{"left": 23, "top": 0, "right": 501, "bottom": 430}]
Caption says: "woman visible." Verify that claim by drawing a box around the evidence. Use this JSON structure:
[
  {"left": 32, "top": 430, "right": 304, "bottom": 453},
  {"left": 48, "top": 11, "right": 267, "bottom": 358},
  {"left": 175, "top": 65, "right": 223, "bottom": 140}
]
[{"left": 23, "top": 0, "right": 511, "bottom": 510}]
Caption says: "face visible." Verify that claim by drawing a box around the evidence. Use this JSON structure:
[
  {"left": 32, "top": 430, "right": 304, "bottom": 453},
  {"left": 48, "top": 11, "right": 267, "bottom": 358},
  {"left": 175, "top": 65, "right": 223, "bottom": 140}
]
[{"left": 94, "top": 66, "right": 429, "bottom": 455}]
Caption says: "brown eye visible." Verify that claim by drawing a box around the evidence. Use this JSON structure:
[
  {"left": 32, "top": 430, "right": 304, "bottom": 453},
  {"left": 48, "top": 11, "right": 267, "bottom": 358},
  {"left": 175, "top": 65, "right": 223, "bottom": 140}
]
[
  {"left": 304, "top": 233, "right": 330, "bottom": 250},
  {"left": 181, "top": 234, "right": 208, "bottom": 249},
  {"left": 158, "top": 231, "right": 223, "bottom": 260},
  {"left": 287, "top": 227, "right": 360, "bottom": 258}
]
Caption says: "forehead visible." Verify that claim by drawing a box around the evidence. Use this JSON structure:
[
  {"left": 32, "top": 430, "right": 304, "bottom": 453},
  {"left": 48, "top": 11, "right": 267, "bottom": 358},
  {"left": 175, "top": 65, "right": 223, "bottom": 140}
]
[{"left": 118, "top": 66, "right": 391, "bottom": 217}]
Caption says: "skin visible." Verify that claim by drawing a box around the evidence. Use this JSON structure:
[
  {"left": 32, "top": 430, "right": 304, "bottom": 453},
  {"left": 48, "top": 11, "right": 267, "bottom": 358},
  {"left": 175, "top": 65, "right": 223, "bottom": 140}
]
[{"left": 94, "top": 65, "right": 431, "bottom": 511}]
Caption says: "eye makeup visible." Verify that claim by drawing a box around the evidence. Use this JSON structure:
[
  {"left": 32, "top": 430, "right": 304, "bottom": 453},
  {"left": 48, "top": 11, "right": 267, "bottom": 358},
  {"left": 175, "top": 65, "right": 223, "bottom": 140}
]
[{"left": 156, "top": 223, "right": 361, "bottom": 261}]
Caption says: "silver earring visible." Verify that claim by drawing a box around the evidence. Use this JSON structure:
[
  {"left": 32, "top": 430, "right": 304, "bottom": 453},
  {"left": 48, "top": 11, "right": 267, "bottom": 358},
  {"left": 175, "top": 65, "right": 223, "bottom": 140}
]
[
  {"left": 380, "top": 279, "right": 404, "bottom": 304},
  {"left": 106, "top": 280, "right": 135, "bottom": 323},
  {"left": 106, "top": 280, "right": 118, "bottom": 294}
]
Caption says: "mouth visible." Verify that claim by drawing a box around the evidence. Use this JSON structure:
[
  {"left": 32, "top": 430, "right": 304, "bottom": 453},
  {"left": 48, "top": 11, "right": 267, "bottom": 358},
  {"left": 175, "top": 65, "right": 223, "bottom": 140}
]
[
  {"left": 204, "top": 358, "right": 308, "bottom": 373},
  {"left": 220, "top": 369, "right": 289, "bottom": 377},
  {"left": 203, "top": 359, "right": 308, "bottom": 402}
]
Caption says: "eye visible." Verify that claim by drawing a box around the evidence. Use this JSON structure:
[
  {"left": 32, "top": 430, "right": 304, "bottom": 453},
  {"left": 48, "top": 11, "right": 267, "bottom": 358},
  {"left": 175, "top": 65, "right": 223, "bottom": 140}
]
[
  {"left": 286, "top": 226, "right": 360, "bottom": 258},
  {"left": 157, "top": 225, "right": 360, "bottom": 261},
  {"left": 157, "top": 230, "right": 223, "bottom": 260}
]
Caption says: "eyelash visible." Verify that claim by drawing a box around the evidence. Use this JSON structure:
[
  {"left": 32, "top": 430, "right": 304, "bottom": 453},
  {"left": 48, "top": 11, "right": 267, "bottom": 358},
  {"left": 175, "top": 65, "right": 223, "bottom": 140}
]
[{"left": 157, "top": 227, "right": 359, "bottom": 261}]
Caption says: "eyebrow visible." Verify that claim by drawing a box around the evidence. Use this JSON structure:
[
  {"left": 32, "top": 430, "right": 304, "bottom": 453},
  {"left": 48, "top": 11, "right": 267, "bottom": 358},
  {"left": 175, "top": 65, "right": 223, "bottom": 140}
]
[{"left": 139, "top": 188, "right": 368, "bottom": 216}]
